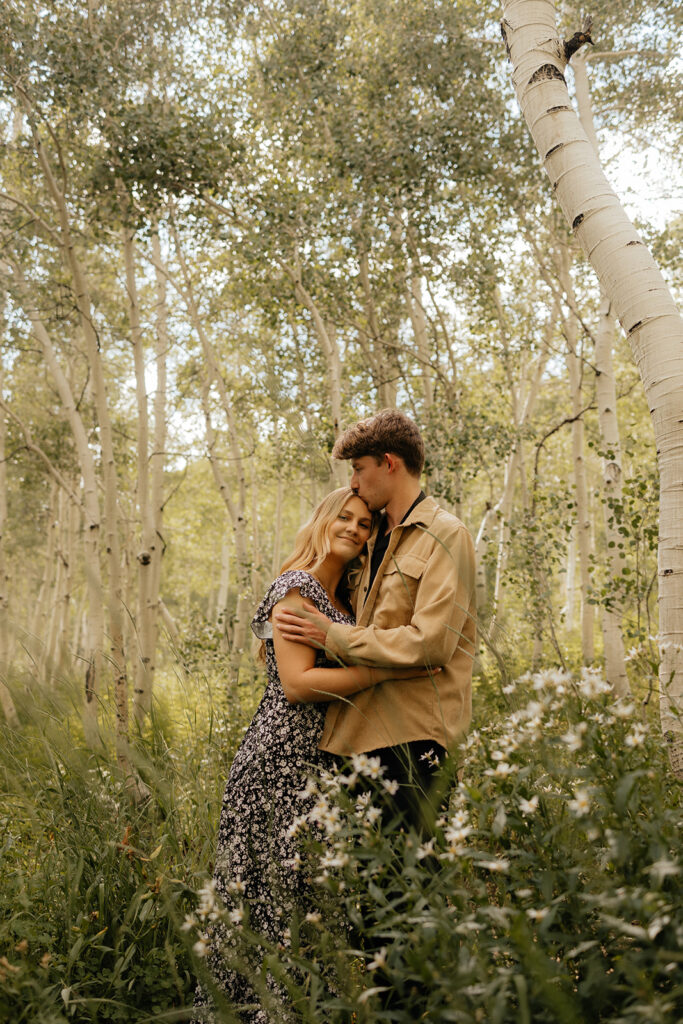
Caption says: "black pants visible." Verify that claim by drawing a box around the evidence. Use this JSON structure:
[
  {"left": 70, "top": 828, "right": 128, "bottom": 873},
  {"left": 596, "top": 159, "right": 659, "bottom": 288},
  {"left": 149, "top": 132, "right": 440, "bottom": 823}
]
[{"left": 341, "top": 739, "right": 448, "bottom": 833}]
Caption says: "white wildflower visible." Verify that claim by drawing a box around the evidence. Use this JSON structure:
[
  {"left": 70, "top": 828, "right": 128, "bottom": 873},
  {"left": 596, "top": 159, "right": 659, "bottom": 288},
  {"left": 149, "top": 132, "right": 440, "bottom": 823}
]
[
  {"left": 561, "top": 723, "right": 588, "bottom": 752},
  {"left": 365, "top": 805, "right": 382, "bottom": 826},
  {"left": 229, "top": 906, "right": 244, "bottom": 926},
  {"left": 227, "top": 878, "right": 246, "bottom": 895},
  {"left": 197, "top": 881, "right": 219, "bottom": 922},
  {"left": 305, "top": 911, "right": 322, "bottom": 924},
  {"left": 526, "top": 907, "right": 549, "bottom": 922},
  {"left": 416, "top": 838, "right": 435, "bottom": 860},
  {"left": 519, "top": 796, "right": 539, "bottom": 815},
  {"left": 567, "top": 787, "right": 592, "bottom": 817},
  {"left": 485, "top": 761, "right": 516, "bottom": 777},
  {"left": 440, "top": 843, "right": 467, "bottom": 861},
  {"left": 516, "top": 888, "right": 533, "bottom": 899},
  {"left": 193, "top": 932, "right": 210, "bottom": 958},
  {"left": 479, "top": 858, "right": 510, "bottom": 873},
  {"left": 451, "top": 809, "right": 470, "bottom": 828},
  {"left": 577, "top": 667, "right": 612, "bottom": 699},
  {"left": 181, "top": 913, "right": 197, "bottom": 932},
  {"left": 625, "top": 724, "right": 647, "bottom": 748},
  {"left": 319, "top": 805, "right": 343, "bottom": 835},
  {"left": 355, "top": 790, "right": 371, "bottom": 812},
  {"left": 382, "top": 777, "right": 400, "bottom": 795},
  {"left": 367, "top": 947, "right": 388, "bottom": 970},
  {"left": 445, "top": 825, "right": 472, "bottom": 844},
  {"left": 611, "top": 701, "right": 636, "bottom": 719},
  {"left": 647, "top": 916, "right": 670, "bottom": 939},
  {"left": 351, "top": 753, "right": 384, "bottom": 779},
  {"left": 286, "top": 853, "right": 303, "bottom": 872},
  {"left": 297, "top": 778, "right": 318, "bottom": 799},
  {"left": 647, "top": 859, "right": 680, "bottom": 882}
]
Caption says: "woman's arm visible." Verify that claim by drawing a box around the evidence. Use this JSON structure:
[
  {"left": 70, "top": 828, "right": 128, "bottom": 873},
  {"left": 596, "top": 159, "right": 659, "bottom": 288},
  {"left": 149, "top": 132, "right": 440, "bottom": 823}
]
[{"left": 272, "top": 590, "right": 431, "bottom": 705}]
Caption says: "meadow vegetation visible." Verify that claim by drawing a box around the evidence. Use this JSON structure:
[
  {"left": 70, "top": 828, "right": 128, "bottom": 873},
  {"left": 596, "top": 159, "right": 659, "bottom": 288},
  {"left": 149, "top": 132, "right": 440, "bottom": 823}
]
[{"left": 2, "top": 654, "right": 680, "bottom": 1023}]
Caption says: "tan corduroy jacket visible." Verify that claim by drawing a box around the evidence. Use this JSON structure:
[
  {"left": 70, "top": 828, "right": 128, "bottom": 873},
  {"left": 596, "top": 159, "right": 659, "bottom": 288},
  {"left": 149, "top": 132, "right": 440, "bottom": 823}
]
[{"left": 318, "top": 496, "right": 476, "bottom": 756}]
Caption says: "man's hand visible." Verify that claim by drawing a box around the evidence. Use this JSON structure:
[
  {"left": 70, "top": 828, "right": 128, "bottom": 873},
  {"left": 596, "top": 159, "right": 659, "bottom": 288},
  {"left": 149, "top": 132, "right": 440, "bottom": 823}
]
[{"left": 272, "top": 600, "right": 332, "bottom": 648}]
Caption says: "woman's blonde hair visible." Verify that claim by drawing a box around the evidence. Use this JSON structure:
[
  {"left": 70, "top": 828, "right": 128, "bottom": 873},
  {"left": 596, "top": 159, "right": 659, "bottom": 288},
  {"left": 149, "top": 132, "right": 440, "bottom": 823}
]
[{"left": 280, "top": 486, "right": 368, "bottom": 576}]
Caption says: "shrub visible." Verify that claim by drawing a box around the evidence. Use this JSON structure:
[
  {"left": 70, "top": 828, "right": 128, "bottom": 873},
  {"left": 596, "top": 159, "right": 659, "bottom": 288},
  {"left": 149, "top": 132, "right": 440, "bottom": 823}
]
[{"left": 184, "top": 667, "right": 682, "bottom": 1022}]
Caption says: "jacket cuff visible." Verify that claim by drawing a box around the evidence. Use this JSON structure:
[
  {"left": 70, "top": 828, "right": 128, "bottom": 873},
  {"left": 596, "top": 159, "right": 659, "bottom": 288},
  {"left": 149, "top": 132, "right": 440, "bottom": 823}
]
[{"left": 325, "top": 622, "right": 351, "bottom": 661}]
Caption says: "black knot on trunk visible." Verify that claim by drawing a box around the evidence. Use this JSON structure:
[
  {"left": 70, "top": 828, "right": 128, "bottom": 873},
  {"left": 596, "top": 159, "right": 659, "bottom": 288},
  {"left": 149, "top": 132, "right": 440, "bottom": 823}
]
[{"left": 564, "top": 15, "right": 595, "bottom": 62}]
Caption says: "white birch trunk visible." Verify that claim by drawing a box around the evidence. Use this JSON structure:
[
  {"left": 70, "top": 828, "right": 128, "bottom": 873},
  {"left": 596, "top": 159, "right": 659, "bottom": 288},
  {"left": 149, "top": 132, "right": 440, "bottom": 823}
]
[
  {"left": 23, "top": 119, "right": 130, "bottom": 772},
  {"left": 271, "top": 469, "right": 284, "bottom": 579},
  {"left": 501, "top": 0, "right": 683, "bottom": 772},
  {"left": 563, "top": 524, "right": 578, "bottom": 630},
  {"left": 475, "top": 503, "right": 497, "bottom": 615},
  {"left": 216, "top": 536, "right": 231, "bottom": 628},
  {"left": 0, "top": 355, "right": 18, "bottom": 725},
  {"left": 595, "top": 299, "right": 630, "bottom": 695},
  {"left": 292, "top": 281, "right": 346, "bottom": 487},
  {"left": 149, "top": 230, "right": 168, "bottom": 692},
  {"left": 560, "top": 265, "right": 594, "bottom": 663},
  {"left": 573, "top": 52, "right": 630, "bottom": 695},
  {"left": 199, "top": 375, "right": 252, "bottom": 667},
  {"left": 407, "top": 273, "right": 433, "bottom": 409},
  {"left": 123, "top": 226, "right": 155, "bottom": 726},
  {"left": 171, "top": 224, "right": 253, "bottom": 666},
  {"left": 8, "top": 262, "right": 104, "bottom": 746}
]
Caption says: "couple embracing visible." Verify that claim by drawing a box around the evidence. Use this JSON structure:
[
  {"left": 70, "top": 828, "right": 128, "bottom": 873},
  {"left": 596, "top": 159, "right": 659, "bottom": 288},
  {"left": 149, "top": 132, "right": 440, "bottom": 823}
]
[{"left": 193, "top": 408, "right": 476, "bottom": 1022}]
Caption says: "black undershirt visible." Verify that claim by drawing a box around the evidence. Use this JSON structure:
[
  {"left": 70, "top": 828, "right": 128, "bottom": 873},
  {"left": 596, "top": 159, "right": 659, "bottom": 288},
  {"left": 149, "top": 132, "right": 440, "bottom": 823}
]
[{"left": 367, "top": 490, "right": 426, "bottom": 592}]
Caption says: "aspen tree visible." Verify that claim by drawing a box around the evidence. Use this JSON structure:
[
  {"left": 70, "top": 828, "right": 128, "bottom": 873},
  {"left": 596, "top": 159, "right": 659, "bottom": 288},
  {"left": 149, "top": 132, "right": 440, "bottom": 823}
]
[
  {"left": 7, "top": 262, "right": 104, "bottom": 746},
  {"left": 573, "top": 48, "right": 630, "bottom": 694},
  {"left": 169, "top": 221, "right": 253, "bottom": 665},
  {"left": 558, "top": 251, "right": 594, "bottom": 663},
  {"left": 123, "top": 225, "right": 156, "bottom": 726},
  {"left": 149, "top": 230, "right": 168, "bottom": 689},
  {"left": 0, "top": 350, "right": 18, "bottom": 726},
  {"left": 501, "top": 1, "right": 683, "bottom": 772}
]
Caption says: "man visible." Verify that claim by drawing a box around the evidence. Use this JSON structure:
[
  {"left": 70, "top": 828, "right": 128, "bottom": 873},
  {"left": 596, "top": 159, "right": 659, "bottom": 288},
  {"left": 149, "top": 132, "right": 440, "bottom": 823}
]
[{"left": 274, "top": 409, "right": 476, "bottom": 824}]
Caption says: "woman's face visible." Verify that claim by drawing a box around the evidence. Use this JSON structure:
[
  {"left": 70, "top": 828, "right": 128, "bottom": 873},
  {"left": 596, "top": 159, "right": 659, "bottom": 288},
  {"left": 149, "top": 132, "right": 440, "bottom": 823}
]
[{"left": 327, "top": 496, "right": 372, "bottom": 562}]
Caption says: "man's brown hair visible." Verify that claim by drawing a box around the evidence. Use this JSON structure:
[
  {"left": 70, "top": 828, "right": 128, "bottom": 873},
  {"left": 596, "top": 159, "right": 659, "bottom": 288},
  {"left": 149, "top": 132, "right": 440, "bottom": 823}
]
[{"left": 332, "top": 408, "right": 425, "bottom": 477}]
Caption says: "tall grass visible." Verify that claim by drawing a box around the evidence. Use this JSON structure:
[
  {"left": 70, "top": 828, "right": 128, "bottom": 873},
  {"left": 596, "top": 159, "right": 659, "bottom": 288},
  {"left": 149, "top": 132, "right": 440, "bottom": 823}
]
[
  {"left": 0, "top": 663, "right": 257, "bottom": 1023},
  {"left": 1, "top": 658, "right": 681, "bottom": 1023}
]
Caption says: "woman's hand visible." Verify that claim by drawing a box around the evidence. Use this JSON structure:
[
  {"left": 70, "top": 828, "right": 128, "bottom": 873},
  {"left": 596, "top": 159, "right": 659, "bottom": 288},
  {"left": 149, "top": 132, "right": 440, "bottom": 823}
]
[{"left": 273, "top": 601, "right": 331, "bottom": 648}]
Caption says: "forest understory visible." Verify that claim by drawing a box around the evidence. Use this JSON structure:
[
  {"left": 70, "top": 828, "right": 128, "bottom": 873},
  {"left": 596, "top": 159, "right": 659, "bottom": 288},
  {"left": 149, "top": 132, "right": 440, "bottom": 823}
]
[{"left": 1, "top": 1, "right": 681, "bottom": 1021}]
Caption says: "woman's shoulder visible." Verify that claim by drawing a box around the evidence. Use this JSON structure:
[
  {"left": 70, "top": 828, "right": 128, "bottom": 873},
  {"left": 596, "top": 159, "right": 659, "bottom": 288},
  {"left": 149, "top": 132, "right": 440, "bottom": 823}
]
[
  {"left": 271, "top": 569, "right": 324, "bottom": 596},
  {"left": 251, "top": 570, "right": 332, "bottom": 640}
]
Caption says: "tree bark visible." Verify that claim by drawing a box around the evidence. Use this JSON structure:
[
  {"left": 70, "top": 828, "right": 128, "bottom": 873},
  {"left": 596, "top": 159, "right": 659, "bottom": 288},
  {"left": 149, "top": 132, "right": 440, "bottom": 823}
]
[
  {"left": 501, "top": 0, "right": 683, "bottom": 772},
  {"left": 7, "top": 262, "right": 104, "bottom": 745},
  {"left": 123, "top": 225, "right": 156, "bottom": 726},
  {"left": 558, "top": 256, "right": 594, "bottom": 663},
  {"left": 22, "top": 114, "right": 130, "bottom": 771},
  {"left": 170, "top": 222, "right": 253, "bottom": 668},
  {"left": 573, "top": 51, "right": 630, "bottom": 695},
  {"left": 0, "top": 351, "right": 18, "bottom": 726},
  {"left": 149, "top": 229, "right": 168, "bottom": 697}
]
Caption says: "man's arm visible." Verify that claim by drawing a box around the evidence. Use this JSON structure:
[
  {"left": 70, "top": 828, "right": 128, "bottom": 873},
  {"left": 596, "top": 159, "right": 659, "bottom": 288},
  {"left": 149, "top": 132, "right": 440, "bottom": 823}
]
[{"left": 274, "top": 523, "right": 476, "bottom": 668}]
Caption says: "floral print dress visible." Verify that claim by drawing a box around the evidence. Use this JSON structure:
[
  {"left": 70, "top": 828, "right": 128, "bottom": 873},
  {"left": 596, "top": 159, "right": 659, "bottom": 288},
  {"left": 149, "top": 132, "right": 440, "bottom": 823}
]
[{"left": 192, "top": 570, "right": 354, "bottom": 1023}]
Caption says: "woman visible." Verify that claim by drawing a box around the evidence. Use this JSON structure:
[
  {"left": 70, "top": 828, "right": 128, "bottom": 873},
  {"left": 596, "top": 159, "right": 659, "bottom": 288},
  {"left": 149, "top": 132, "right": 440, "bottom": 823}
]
[{"left": 193, "top": 487, "right": 425, "bottom": 1023}]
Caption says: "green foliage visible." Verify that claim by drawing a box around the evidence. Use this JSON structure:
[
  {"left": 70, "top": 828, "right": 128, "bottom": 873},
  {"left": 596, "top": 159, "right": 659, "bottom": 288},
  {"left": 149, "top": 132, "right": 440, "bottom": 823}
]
[
  {"left": 0, "top": 671, "right": 255, "bottom": 1022},
  {"left": 2, "top": 662, "right": 681, "bottom": 1022},
  {"left": 184, "top": 668, "right": 682, "bottom": 1023}
]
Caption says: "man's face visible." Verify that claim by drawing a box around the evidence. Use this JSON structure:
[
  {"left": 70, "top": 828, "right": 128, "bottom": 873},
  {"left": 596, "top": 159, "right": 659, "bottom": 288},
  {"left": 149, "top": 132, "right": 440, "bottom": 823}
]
[{"left": 350, "top": 455, "right": 392, "bottom": 512}]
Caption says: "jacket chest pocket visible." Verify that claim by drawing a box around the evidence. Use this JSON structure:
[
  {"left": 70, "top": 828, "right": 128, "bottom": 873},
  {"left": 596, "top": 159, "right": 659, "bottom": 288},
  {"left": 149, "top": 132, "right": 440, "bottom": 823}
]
[{"left": 374, "top": 553, "right": 426, "bottom": 624}]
